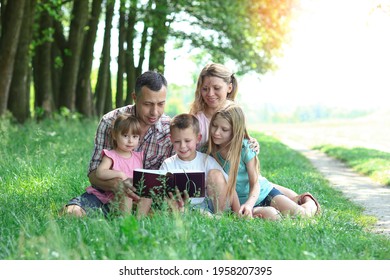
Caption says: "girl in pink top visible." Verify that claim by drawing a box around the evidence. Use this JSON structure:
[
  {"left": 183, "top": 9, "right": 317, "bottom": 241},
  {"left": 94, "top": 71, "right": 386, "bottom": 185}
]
[{"left": 85, "top": 113, "right": 151, "bottom": 216}]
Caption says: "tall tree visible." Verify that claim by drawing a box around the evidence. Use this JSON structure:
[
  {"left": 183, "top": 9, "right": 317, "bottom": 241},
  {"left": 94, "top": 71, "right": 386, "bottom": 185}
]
[
  {"left": 76, "top": 0, "right": 103, "bottom": 117},
  {"left": 0, "top": 0, "right": 26, "bottom": 117},
  {"left": 116, "top": 0, "right": 127, "bottom": 108},
  {"left": 95, "top": 0, "right": 114, "bottom": 116},
  {"left": 33, "top": 1, "right": 56, "bottom": 117},
  {"left": 124, "top": 0, "right": 139, "bottom": 105},
  {"left": 148, "top": 0, "right": 170, "bottom": 73},
  {"left": 8, "top": 0, "right": 37, "bottom": 123},
  {"left": 59, "top": 0, "right": 89, "bottom": 111}
]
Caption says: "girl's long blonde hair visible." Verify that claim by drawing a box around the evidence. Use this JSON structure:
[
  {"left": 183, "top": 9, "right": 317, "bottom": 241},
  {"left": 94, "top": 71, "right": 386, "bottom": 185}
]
[
  {"left": 207, "top": 104, "right": 260, "bottom": 199},
  {"left": 189, "top": 63, "right": 238, "bottom": 115}
]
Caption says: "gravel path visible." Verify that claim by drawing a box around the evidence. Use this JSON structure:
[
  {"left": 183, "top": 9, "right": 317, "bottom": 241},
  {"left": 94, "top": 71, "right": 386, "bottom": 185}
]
[{"left": 279, "top": 138, "right": 390, "bottom": 237}]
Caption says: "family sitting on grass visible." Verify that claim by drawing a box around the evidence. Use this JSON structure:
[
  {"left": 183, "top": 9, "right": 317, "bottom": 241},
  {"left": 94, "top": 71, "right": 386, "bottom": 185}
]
[{"left": 64, "top": 63, "right": 321, "bottom": 219}]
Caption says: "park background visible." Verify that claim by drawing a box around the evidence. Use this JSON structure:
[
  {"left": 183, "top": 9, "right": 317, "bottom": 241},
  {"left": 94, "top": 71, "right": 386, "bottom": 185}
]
[{"left": 1, "top": 0, "right": 390, "bottom": 264}]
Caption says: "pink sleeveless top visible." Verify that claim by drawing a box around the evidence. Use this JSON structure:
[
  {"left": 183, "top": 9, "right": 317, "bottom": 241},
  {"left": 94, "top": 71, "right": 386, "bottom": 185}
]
[
  {"left": 86, "top": 149, "right": 143, "bottom": 204},
  {"left": 195, "top": 111, "right": 210, "bottom": 148}
]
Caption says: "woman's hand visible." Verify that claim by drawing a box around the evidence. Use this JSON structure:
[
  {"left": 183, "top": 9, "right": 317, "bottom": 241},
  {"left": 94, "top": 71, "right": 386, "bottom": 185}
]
[{"left": 248, "top": 137, "right": 260, "bottom": 154}]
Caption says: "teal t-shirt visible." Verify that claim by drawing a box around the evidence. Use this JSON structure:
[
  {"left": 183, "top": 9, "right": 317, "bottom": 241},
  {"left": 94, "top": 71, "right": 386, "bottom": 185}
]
[{"left": 217, "top": 139, "right": 273, "bottom": 205}]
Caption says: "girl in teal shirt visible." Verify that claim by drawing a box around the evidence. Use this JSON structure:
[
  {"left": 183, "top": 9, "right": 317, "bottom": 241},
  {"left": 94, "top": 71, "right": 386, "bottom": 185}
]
[{"left": 207, "top": 104, "right": 320, "bottom": 219}]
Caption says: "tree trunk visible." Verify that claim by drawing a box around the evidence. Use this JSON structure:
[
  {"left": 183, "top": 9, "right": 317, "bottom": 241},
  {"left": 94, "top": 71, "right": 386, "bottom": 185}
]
[
  {"left": 59, "top": 0, "right": 88, "bottom": 111},
  {"left": 124, "top": 0, "right": 139, "bottom": 105},
  {"left": 104, "top": 73, "right": 112, "bottom": 114},
  {"left": 0, "top": 0, "right": 25, "bottom": 116},
  {"left": 76, "top": 0, "right": 103, "bottom": 117},
  {"left": 8, "top": 0, "right": 36, "bottom": 123},
  {"left": 116, "top": 0, "right": 127, "bottom": 108},
  {"left": 148, "top": 0, "right": 169, "bottom": 74},
  {"left": 33, "top": 6, "right": 55, "bottom": 117},
  {"left": 95, "top": 0, "right": 114, "bottom": 116}
]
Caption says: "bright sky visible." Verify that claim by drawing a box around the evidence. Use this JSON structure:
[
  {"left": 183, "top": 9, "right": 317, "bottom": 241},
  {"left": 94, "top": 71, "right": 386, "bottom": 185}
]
[{"left": 165, "top": 0, "right": 390, "bottom": 110}]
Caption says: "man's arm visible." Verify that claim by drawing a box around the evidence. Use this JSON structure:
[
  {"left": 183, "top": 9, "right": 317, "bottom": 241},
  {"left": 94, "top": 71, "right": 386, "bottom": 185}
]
[
  {"left": 89, "top": 170, "right": 140, "bottom": 201},
  {"left": 89, "top": 170, "right": 121, "bottom": 192}
]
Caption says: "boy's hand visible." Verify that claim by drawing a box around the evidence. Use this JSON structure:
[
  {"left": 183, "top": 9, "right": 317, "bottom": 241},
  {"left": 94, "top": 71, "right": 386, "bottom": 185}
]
[{"left": 166, "top": 188, "right": 189, "bottom": 212}]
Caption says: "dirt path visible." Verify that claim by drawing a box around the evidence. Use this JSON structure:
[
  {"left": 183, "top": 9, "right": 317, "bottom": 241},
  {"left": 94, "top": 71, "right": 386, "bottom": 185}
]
[{"left": 276, "top": 137, "right": 390, "bottom": 237}]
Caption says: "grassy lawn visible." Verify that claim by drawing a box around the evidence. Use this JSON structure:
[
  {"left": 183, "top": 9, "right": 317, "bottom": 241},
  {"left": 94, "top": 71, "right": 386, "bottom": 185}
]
[
  {"left": 0, "top": 117, "right": 389, "bottom": 260},
  {"left": 314, "top": 145, "right": 390, "bottom": 186}
]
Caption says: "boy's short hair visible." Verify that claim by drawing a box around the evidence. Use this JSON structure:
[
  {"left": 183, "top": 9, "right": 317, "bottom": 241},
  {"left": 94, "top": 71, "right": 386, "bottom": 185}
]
[{"left": 170, "top": 113, "right": 200, "bottom": 135}]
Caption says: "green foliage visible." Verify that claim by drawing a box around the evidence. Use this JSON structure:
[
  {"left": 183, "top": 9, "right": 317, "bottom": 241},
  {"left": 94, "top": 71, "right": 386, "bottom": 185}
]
[
  {"left": 1, "top": 120, "right": 389, "bottom": 260},
  {"left": 164, "top": 83, "right": 194, "bottom": 117},
  {"left": 314, "top": 145, "right": 390, "bottom": 186},
  {"left": 170, "top": 0, "right": 295, "bottom": 74}
]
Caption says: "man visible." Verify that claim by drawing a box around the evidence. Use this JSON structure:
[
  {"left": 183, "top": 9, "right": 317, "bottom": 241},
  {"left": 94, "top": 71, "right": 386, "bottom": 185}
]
[{"left": 65, "top": 71, "right": 175, "bottom": 216}]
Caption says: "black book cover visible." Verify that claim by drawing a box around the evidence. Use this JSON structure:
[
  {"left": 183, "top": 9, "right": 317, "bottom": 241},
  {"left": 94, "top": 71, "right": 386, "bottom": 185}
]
[{"left": 133, "top": 169, "right": 205, "bottom": 198}]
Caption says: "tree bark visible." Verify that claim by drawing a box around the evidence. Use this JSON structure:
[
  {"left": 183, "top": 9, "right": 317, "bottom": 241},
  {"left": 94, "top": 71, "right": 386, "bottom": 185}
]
[
  {"left": 76, "top": 0, "right": 103, "bottom": 117},
  {"left": 148, "top": 0, "right": 169, "bottom": 74},
  {"left": 0, "top": 0, "right": 25, "bottom": 116},
  {"left": 33, "top": 3, "right": 55, "bottom": 118},
  {"left": 59, "top": 0, "right": 89, "bottom": 111},
  {"left": 124, "top": 0, "right": 140, "bottom": 105},
  {"left": 95, "top": 0, "right": 114, "bottom": 116},
  {"left": 8, "top": 0, "right": 36, "bottom": 123},
  {"left": 116, "top": 0, "right": 127, "bottom": 108}
]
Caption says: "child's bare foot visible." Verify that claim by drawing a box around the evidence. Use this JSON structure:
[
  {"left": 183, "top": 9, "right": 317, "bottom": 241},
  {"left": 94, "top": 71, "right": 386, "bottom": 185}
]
[{"left": 295, "top": 192, "right": 321, "bottom": 216}]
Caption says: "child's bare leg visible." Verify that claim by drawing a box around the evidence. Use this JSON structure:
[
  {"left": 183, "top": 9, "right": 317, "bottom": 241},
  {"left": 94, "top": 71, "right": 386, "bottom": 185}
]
[
  {"left": 271, "top": 195, "right": 308, "bottom": 217},
  {"left": 230, "top": 191, "right": 240, "bottom": 214},
  {"left": 206, "top": 169, "right": 228, "bottom": 213},
  {"left": 253, "top": 206, "right": 281, "bottom": 221},
  {"left": 64, "top": 205, "right": 86, "bottom": 217},
  {"left": 119, "top": 196, "right": 133, "bottom": 215},
  {"left": 273, "top": 184, "right": 320, "bottom": 215},
  {"left": 295, "top": 192, "right": 320, "bottom": 216},
  {"left": 136, "top": 197, "right": 152, "bottom": 218},
  {"left": 272, "top": 183, "right": 298, "bottom": 200}
]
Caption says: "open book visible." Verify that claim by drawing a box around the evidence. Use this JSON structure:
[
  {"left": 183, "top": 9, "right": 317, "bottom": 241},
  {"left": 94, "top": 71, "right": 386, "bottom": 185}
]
[{"left": 133, "top": 169, "right": 206, "bottom": 201}]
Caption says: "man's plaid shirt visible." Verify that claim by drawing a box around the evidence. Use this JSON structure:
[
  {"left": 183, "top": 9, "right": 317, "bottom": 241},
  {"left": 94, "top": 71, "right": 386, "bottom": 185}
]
[{"left": 88, "top": 105, "right": 174, "bottom": 174}]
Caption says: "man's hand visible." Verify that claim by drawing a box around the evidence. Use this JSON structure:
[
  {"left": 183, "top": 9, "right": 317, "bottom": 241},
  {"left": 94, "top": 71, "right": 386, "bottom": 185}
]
[{"left": 121, "top": 178, "right": 140, "bottom": 202}]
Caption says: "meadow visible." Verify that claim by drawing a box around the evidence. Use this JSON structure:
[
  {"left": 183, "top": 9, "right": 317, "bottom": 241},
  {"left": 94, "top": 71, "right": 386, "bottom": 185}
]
[
  {"left": 0, "top": 116, "right": 389, "bottom": 260},
  {"left": 257, "top": 111, "right": 390, "bottom": 187}
]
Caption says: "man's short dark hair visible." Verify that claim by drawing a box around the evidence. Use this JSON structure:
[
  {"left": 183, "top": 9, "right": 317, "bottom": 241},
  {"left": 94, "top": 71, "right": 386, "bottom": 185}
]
[{"left": 134, "top": 71, "right": 168, "bottom": 98}]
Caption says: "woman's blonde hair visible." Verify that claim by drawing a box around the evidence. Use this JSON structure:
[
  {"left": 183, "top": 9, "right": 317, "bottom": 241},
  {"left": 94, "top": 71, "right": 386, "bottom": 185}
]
[
  {"left": 207, "top": 104, "right": 260, "bottom": 199},
  {"left": 189, "top": 63, "right": 238, "bottom": 115}
]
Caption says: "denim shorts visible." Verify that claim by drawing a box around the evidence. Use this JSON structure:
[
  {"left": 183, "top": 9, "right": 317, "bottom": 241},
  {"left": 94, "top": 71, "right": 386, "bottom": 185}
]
[
  {"left": 256, "top": 187, "right": 284, "bottom": 207},
  {"left": 67, "top": 192, "right": 110, "bottom": 216},
  {"left": 192, "top": 197, "right": 234, "bottom": 214}
]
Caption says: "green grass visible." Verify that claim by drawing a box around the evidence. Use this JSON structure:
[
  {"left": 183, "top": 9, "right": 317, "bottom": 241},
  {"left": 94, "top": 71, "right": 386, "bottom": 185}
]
[
  {"left": 314, "top": 145, "right": 390, "bottom": 186},
  {"left": 1, "top": 118, "right": 389, "bottom": 260}
]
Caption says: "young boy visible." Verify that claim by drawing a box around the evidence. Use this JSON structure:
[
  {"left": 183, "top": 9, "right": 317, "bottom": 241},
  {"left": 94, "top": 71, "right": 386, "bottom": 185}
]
[{"left": 160, "top": 113, "right": 240, "bottom": 214}]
